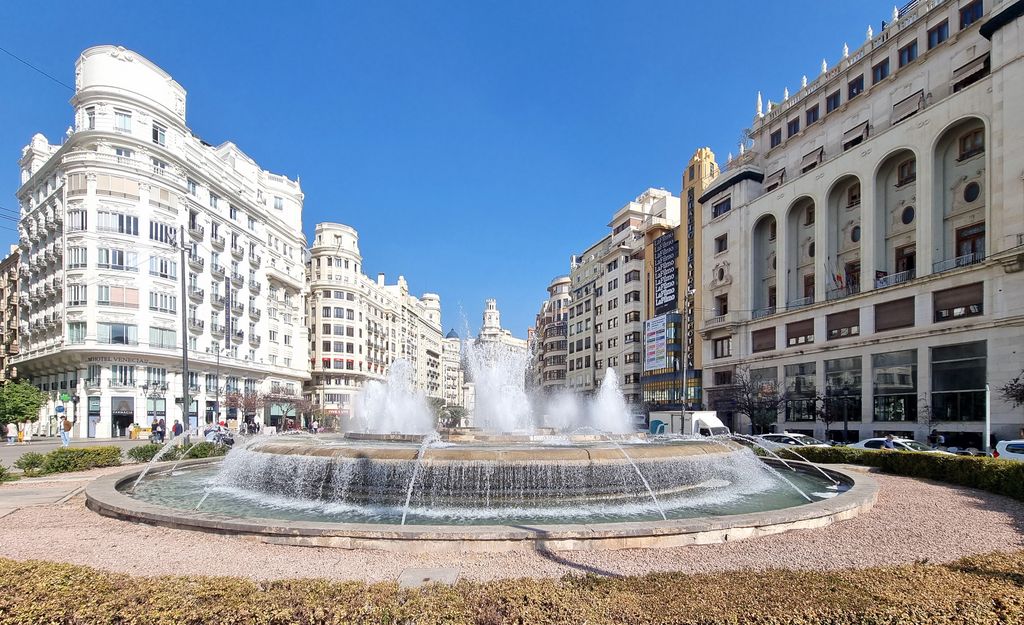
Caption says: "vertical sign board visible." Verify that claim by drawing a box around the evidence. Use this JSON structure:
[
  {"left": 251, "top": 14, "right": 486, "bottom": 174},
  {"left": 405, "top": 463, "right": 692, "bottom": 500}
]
[
  {"left": 653, "top": 232, "right": 678, "bottom": 315},
  {"left": 644, "top": 315, "right": 668, "bottom": 372}
]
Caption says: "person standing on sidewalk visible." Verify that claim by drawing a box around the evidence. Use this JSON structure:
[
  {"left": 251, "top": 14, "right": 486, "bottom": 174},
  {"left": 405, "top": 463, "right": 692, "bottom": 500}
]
[
  {"left": 5, "top": 421, "right": 16, "bottom": 445},
  {"left": 60, "top": 417, "right": 73, "bottom": 447}
]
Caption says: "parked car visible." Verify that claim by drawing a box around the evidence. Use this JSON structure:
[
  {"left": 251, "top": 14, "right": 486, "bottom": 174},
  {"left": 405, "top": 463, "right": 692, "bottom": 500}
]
[
  {"left": 848, "top": 437, "right": 955, "bottom": 454},
  {"left": 994, "top": 440, "right": 1024, "bottom": 461},
  {"left": 759, "top": 433, "right": 831, "bottom": 448}
]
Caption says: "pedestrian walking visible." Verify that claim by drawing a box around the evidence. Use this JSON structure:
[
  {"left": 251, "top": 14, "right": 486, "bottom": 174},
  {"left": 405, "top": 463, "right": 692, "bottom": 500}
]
[
  {"left": 312, "top": 419, "right": 319, "bottom": 435},
  {"left": 60, "top": 416, "right": 73, "bottom": 447},
  {"left": 172, "top": 420, "right": 183, "bottom": 437},
  {"left": 5, "top": 421, "right": 16, "bottom": 445},
  {"left": 17, "top": 422, "right": 25, "bottom": 444}
]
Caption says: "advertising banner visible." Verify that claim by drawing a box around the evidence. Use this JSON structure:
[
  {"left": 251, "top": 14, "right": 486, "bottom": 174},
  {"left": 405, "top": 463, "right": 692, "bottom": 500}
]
[{"left": 644, "top": 315, "right": 668, "bottom": 371}]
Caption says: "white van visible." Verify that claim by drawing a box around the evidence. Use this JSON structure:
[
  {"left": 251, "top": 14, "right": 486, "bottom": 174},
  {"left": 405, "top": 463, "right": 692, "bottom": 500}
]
[
  {"left": 994, "top": 440, "right": 1024, "bottom": 461},
  {"left": 649, "top": 411, "right": 730, "bottom": 437}
]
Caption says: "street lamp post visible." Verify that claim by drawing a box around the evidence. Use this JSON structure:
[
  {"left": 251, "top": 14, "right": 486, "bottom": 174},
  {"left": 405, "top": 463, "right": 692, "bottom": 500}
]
[{"left": 840, "top": 386, "right": 850, "bottom": 444}]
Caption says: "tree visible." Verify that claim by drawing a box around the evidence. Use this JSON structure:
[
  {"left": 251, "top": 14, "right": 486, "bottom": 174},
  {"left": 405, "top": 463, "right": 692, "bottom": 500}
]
[
  {"left": 0, "top": 381, "right": 46, "bottom": 428},
  {"left": 438, "top": 405, "right": 467, "bottom": 429},
  {"left": 224, "top": 391, "right": 266, "bottom": 421},
  {"left": 268, "top": 394, "right": 315, "bottom": 429},
  {"left": 1001, "top": 370, "right": 1024, "bottom": 408},
  {"left": 721, "top": 367, "right": 787, "bottom": 434}
]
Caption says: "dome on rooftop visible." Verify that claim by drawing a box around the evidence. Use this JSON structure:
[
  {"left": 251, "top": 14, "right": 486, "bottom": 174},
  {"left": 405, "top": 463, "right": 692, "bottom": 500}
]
[{"left": 445, "top": 328, "right": 460, "bottom": 339}]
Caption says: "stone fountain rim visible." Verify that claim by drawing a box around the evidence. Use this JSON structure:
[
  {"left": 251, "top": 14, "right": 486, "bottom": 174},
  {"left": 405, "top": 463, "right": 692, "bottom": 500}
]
[{"left": 85, "top": 458, "right": 878, "bottom": 553}]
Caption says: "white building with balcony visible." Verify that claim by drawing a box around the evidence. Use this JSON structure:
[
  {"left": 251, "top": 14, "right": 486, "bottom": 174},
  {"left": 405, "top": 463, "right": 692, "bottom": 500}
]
[
  {"left": 698, "top": 0, "right": 1024, "bottom": 447},
  {"left": 14, "top": 45, "right": 309, "bottom": 437},
  {"left": 305, "top": 222, "right": 443, "bottom": 428}
]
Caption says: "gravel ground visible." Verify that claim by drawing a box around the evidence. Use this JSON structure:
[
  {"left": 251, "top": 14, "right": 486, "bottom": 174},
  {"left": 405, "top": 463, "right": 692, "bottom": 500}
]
[{"left": 1, "top": 472, "right": 1021, "bottom": 583}]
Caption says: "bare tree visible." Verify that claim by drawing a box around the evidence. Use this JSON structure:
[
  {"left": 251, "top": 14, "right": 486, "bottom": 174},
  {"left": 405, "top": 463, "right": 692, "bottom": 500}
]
[
  {"left": 267, "top": 394, "right": 315, "bottom": 430},
  {"left": 721, "top": 367, "right": 787, "bottom": 434},
  {"left": 225, "top": 391, "right": 267, "bottom": 420},
  {"left": 1001, "top": 370, "right": 1024, "bottom": 408}
]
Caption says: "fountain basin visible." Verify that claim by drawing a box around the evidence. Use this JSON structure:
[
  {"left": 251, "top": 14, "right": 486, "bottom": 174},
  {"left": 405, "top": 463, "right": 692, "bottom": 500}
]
[{"left": 86, "top": 439, "right": 877, "bottom": 552}]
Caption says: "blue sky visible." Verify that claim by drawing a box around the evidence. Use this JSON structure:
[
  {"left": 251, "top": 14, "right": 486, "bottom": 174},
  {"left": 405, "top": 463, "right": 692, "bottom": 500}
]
[{"left": 0, "top": 0, "right": 894, "bottom": 336}]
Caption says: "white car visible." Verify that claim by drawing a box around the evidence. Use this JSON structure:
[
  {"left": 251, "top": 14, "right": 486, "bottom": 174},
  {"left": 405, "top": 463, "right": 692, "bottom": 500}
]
[
  {"left": 759, "top": 433, "right": 831, "bottom": 448},
  {"left": 994, "top": 440, "right": 1024, "bottom": 461},
  {"left": 848, "top": 437, "right": 955, "bottom": 454}
]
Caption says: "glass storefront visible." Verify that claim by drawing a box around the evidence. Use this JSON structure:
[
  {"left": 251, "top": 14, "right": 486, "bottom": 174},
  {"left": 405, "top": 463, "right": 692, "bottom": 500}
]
[
  {"left": 784, "top": 362, "right": 816, "bottom": 421},
  {"left": 931, "top": 341, "right": 986, "bottom": 421},
  {"left": 872, "top": 350, "right": 917, "bottom": 422}
]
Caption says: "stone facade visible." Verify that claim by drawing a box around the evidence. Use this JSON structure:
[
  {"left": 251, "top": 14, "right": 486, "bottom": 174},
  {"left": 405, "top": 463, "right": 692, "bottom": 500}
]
[
  {"left": 305, "top": 222, "right": 442, "bottom": 427},
  {"left": 0, "top": 247, "right": 20, "bottom": 382},
  {"left": 697, "top": 0, "right": 1024, "bottom": 446}
]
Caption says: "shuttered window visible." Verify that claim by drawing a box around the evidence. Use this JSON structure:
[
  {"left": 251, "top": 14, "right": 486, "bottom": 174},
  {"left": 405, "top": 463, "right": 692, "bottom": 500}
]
[
  {"left": 827, "top": 309, "right": 860, "bottom": 340},
  {"left": 933, "top": 283, "right": 983, "bottom": 322},
  {"left": 752, "top": 328, "right": 776, "bottom": 353},
  {"left": 875, "top": 297, "right": 915, "bottom": 332},
  {"left": 786, "top": 320, "right": 814, "bottom": 346}
]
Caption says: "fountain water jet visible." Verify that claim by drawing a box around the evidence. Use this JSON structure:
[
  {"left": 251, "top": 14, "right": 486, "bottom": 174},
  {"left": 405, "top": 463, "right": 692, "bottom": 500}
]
[{"left": 354, "top": 359, "right": 433, "bottom": 434}]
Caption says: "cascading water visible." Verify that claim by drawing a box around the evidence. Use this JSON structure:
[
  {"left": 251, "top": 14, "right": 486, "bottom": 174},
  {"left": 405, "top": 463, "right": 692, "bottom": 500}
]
[
  {"left": 353, "top": 359, "right": 434, "bottom": 434},
  {"left": 463, "top": 339, "right": 535, "bottom": 432},
  {"left": 589, "top": 368, "right": 634, "bottom": 434}
]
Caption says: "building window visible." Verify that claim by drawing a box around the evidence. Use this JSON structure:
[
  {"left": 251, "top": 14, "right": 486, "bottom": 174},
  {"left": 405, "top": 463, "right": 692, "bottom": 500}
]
[
  {"left": 97, "top": 211, "right": 139, "bottom": 236},
  {"left": 187, "top": 178, "right": 198, "bottom": 195},
  {"left": 769, "top": 129, "right": 782, "bottom": 148},
  {"left": 85, "top": 107, "right": 96, "bottom": 130},
  {"left": 68, "top": 322, "right": 87, "bottom": 344},
  {"left": 898, "top": 41, "right": 918, "bottom": 67},
  {"left": 67, "top": 246, "right": 87, "bottom": 269},
  {"left": 230, "top": 205, "right": 238, "bottom": 220},
  {"left": 928, "top": 20, "right": 949, "bottom": 49},
  {"left": 897, "top": 158, "right": 916, "bottom": 185},
  {"left": 114, "top": 109, "right": 131, "bottom": 133},
  {"left": 872, "top": 59, "right": 890, "bottom": 83},
  {"left": 931, "top": 341, "right": 986, "bottom": 421},
  {"left": 274, "top": 196, "right": 284, "bottom": 210},
  {"left": 712, "top": 198, "right": 731, "bottom": 218},
  {"left": 784, "top": 363, "right": 816, "bottom": 421},
  {"left": 149, "top": 257, "right": 178, "bottom": 279},
  {"left": 712, "top": 337, "right": 732, "bottom": 359},
  {"left": 149, "top": 327, "right": 177, "bottom": 349},
  {"left": 826, "top": 309, "right": 860, "bottom": 340},
  {"left": 958, "top": 129, "right": 984, "bottom": 160},
  {"left": 97, "top": 248, "right": 138, "bottom": 271},
  {"left": 152, "top": 122, "right": 166, "bottom": 146},
  {"left": 806, "top": 105, "right": 819, "bottom": 126},
  {"left": 824, "top": 357, "right": 862, "bottom": 428},
  {"left": 98, "top": 322, "right": 138, "bottom": 345},
  {"left": 149, "top": 292, "right": 177, "bottom": 314},
  {"left": 786, "top": 319, "right": 814, "bottom": 346},
  {"left": 714, "top": 234, "right": 728, "bottom": 254},
  {"left": 787, "top": 117, "right": 800, "bottom": 137},
  {"left": 848, "top": 75, "right": 864, "bottom": 100},
  {"left": 960, "top": 1, "right": 984, "bottom": 29},
  {"left": 209, "top": 193, "right": 220, "bottom": 209},
  {"left": 826, "top": 90, "right": 841, "bottom": 113},
  {"left": 97, "top": 285, "right": 139, "bottom": 308},
  {"left": 872, "top": 350, "right": 917, "bottom": 422},
  {"left": 933, "top": 282, "right": 983, "bottom": 322},
  {"left": 751, "top": 328, "right": 775, "bottom": 353}
]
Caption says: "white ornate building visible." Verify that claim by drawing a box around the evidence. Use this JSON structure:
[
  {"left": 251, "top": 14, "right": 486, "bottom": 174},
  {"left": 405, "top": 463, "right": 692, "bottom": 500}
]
[
  {"left": 698, "top": 0, "right": 1024, "bottom": 447},
  {"left": 305, "top": 222, "right": 443, "bottom": 427},
  {"left": 531, "top": 275, "right": 571, "bottom": 391},
  {"left": 14, "top": 45, "right": 309, "bottom": 437},
  {"left": 441, "top": 329, "right": 465, "bottom": 408}
]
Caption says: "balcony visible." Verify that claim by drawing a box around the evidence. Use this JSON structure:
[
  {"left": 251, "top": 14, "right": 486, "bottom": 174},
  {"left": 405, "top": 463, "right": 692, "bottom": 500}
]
[
  {"left": 84, "top": 378, "right": 101, "bottom": 389},
  {"left": 249, "top": 335, "right": 261, "bottom": 347},
  {"left": 188, "top": 317, "right": 205, "bottom": 332},
  {"left": 109, "top": 379, "right": 135, "bottom": 389},
  {"left": 826, "top": 283, "right": 862, "bottom": 302},
  {"left": 189, "top": 287, "right": 205, "bottom": 302},
  {"left": 874, "top": 269, "right": 915, "bottom": 289},
  {"left": 231, "top": 245, "right": 244, "bottom": 260},
  {"left": 231, "top": 330, "right": 244, "bottom": 342},
  {"left": 211, "top": 294, "right": 226, "bottom": 308},
  {"left": 248, "top": 306, "right": 261, "bottom": 320},
  {"left": 249, "top": 282, "right": 262, "bottom": 294},
  {"left": 188, "top": 223, "right": 205, "bottom": 240},
  {"left": 188, "top": 254, "right": 205, "bottom": 270},
  {"left": 230, "top": 272, "right": 243, "bottom": 287},
  {"left": 251, "top": 254, "right": 262, "bottom": 267},
  {"left": 786, "top": 296, "right": 814, "bottom": 311},
  {"left": 188, "top": 383, "right": 202, "bottom": 394},
  {"left": 210, "top": 323, "right": 225, "bottom": 336},
  {"left": 230, "top": 300, "right": 244, "bottom": 314},
  {"left": 703, "top": 311, "right": 741, "bottom": 330},
  {"left": 211, "top": 235, "right": 226, "bottom": 250},
  {"left": 211, "top": 263, "right": 226, "bottom": 279},
  {"left": 933, "top": 252, "right": 985, "bottom": 274}
]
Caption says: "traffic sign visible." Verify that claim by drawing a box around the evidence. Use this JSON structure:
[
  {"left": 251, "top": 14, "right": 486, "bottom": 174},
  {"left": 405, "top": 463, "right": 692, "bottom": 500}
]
[
  {"left": 60, "top": 393, "right": 71, "bottom": 402},
  {"left": 56, "top": 406, "right": 65, "bottom": 413}
]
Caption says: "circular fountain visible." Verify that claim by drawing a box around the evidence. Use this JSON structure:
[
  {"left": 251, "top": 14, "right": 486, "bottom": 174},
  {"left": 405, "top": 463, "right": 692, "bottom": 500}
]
[{"left": 87, "top": 345, "right": 876, "bottom": 552}]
